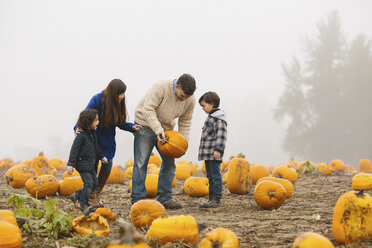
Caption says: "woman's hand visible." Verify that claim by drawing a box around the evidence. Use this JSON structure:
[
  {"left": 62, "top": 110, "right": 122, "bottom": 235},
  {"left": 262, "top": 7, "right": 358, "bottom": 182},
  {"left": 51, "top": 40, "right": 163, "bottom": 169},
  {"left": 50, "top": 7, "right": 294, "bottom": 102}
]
[
  {"left": 132, "top": 124, "right": 142, "bottom": 132},
  {"left": 75, "top": 127, "right": 83, "bottom": 136}
]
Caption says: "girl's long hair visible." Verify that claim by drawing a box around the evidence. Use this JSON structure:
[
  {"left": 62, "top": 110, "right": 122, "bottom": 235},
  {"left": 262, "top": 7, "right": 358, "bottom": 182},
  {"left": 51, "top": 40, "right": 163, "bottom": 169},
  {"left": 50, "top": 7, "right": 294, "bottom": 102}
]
[{"left": 101, "top": 79, "right": 128, "bottom": 127}]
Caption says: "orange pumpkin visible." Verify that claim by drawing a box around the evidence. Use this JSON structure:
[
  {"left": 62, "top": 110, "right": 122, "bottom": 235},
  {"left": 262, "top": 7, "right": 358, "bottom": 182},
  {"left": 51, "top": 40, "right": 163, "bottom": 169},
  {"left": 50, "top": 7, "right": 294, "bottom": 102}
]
[
  {"left": 157, "top": 131, "right": 188, "bottom": 158},
  {"left": 0, "top": 220, "right": 22, "bottom": 248},
  {"left": 63, "top": 168, "right": 80, "bottom": 178},
  {"left": 351, "top": 173, "right": 372, "bottom": 191},
  {"left": 199, "top": 227, "right": 239, "bottom": 248},
  {"left": 0, "top": 158, "right": 15, "bottom": 169},
  {"left": 125, "top": 160, "right": 134, "bottom": 168},
  {"left": 256, "top": 177, "right": 293, "bottom": 198},
  {"left": 25, "top": 174, "right": 59, "bottom": 199},
  {"left": 106, "top": 165, "right": 126, "bottom": 184},
  {"left": 0, "top": 210, "right": 18, "bottom": 227},
  {"left": 130, "top": 199, "right": 166, "bottom": 228},
  {"left": 175, "top": 163, "right": 192, "bottom": 180},
  {"left": 4, "top": 164, "right": 37, "bottom": 189},
  {"left": 227, "top": 158, "right": 252, "bottom": 195},
  {"left": 316, "top": 162, "right": 333, "bottom": 176},
  {"left": 329, "top": 159, "right": 346, "bottom": 172},
  {"left": 292, "top": 232, "right": 334, "bottom": 248},
  {"left": 249, "top": 164, "right": 270, "bottom": 185},
  {"left": 72, "top": 213, "right": 110, "bottom": 237},
  {"left": 95, "top": 208, "right": 115, "bottom": 222},
  {"left": 31, "top": 152, "right": 54, "bottom": 175},
  {"left": 359, "top": 158, "right": 372, "bottom": 173},
  {"left": 184, "top": 177, "right": 209, "bottom": 197},
  {"left": 58, "top": 176, "right": 84, "bottom": 196},
  {"left": 48, "top": 158, "right": 66, "bottom": 170},
  {"left": 126, "top": 167, "right": 133, "bottom": 179},
  {"left": 148, "top": 153, "right": 162, "bottom": 167},
  {"left": 272, "top": 165, "right": 298, "bottom": 183},
  {"left": 254, "top": 180, "right": 286, "bottom": 209}
]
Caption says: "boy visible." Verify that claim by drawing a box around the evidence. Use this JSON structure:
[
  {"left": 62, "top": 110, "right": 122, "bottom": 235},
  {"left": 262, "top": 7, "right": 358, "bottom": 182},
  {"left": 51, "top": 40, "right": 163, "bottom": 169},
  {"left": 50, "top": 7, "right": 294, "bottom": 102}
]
[{"left": 198, "top": 91, "right": 227, "bottom": 208}]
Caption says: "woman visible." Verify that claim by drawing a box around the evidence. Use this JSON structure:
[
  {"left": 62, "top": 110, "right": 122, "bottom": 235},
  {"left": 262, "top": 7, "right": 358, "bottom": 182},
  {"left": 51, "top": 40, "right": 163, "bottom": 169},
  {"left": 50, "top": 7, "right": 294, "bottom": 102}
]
[{"left": 75, "top": 79, "right": 141, "bottom": 207}]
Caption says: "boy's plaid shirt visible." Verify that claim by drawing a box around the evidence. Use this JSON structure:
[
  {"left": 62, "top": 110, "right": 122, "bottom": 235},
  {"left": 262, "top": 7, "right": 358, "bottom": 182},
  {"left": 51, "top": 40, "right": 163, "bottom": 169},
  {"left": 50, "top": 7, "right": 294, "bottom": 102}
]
[{"left": 198, "top": 115, "right": 227, "bottom": 161}]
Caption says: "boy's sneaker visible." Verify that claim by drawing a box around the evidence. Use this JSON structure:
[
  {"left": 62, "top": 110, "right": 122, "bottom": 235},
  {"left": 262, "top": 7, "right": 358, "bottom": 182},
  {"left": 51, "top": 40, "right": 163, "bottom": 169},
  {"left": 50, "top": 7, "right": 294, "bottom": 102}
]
[
  {"left": 162, "top": 200, "right": 182, "bottom": 209},
  {"left": 70, "top": 193, "right": 78, "bottom": 204}
]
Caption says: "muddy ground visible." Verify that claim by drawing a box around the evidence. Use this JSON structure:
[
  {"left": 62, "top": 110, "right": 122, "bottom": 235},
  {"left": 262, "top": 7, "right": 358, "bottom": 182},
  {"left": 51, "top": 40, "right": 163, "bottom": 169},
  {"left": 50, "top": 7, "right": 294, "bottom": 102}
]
[{"left": 1, "top": 168, "right": 371, "bottom": 248}]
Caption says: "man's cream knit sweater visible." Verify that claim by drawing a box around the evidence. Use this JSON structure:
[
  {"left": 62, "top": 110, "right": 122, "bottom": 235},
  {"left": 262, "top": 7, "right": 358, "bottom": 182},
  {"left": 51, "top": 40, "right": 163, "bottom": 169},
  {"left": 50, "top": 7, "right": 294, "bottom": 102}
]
[{"left": 135, "top": 80, "right": 196, "bottom": 140}]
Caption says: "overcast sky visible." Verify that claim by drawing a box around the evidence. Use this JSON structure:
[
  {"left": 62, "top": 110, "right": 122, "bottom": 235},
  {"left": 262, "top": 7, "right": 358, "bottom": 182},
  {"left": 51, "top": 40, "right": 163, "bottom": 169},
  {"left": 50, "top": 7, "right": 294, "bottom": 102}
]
[{"left": 1, "top": 0, "right": 371, "bottom": 166}]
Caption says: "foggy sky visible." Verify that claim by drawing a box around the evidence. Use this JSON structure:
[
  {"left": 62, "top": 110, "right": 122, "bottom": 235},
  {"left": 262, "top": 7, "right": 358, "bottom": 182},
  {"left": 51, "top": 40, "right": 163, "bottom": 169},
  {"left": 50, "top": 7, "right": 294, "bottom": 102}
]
[{"left": 1, "top": 0, "right": 371, "bottom": 166}]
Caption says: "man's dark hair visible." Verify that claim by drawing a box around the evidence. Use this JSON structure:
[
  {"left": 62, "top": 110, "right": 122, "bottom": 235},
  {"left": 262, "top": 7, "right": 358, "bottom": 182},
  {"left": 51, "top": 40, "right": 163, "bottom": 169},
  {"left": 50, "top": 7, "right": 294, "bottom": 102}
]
[
  {"left": 199, "top": 91, "right": 220, "bottom": 108},
  {"left": 177, "top": 73, "right": 196, "bottom": 95},
  {"left": 77, "top": 109, "right": 98, "bottom": 130}
]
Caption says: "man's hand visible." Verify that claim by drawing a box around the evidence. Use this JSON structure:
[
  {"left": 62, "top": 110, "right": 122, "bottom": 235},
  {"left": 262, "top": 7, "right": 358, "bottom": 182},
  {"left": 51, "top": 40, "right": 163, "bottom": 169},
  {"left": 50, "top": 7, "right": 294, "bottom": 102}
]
[
  {"left": 213, "top": 151, "right": 221, "bottom": 160},
  {"left": 132, "top": 124, "right": 142, "bottom": 132},
  {"left": 157, "top": 131, "right": 167, "bottom": 145},
  {"left": 75, "top": 127, "right": 83, "bottom": 136}
]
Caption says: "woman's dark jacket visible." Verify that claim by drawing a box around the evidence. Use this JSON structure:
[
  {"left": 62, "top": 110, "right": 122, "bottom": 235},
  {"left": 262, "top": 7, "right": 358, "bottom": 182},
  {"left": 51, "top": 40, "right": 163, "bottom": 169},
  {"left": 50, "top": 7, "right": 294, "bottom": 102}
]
[{"left": 67, "top": 130, "right": 104, "bottom": 173}]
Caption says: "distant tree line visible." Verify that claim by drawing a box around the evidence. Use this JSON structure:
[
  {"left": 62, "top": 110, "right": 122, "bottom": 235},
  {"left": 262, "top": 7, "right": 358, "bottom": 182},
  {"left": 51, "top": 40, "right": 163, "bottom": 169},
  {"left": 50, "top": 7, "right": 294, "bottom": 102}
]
[{"left": 274, "top": 11, "right": 372, "bottom": 166}]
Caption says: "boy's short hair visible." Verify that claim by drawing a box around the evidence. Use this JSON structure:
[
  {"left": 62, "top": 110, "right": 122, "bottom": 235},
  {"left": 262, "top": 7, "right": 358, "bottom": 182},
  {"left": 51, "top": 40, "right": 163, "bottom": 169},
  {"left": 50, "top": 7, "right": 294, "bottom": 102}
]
[
  {"left": 177, "top": 73, "right": 196, "bottom": 95},
  {"left": 77, "top": 109, "right": 98, "bottom": 130},
  {"left": 199, "top": 91, "right": 220, "bottom": 108}
]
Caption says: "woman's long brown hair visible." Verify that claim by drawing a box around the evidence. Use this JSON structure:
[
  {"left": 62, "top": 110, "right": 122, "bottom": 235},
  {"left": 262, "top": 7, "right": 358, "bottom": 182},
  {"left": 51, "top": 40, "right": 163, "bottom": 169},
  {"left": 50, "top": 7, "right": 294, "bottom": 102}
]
[{"left": 101, "top": 79, "right": 128, "bottom": 127}]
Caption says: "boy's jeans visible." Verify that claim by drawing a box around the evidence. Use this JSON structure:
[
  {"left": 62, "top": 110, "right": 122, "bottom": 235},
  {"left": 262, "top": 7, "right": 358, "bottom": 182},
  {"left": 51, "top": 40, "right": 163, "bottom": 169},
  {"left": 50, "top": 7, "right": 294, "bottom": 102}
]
[
  {"left": 77, "top": 171, "right": 98, "bottom": 207},
  {"left": 131, "top": 125, "right": 176, "bottom": 205},
  {"left": 205, "top": 160, "right": 222, "bottom": 198}
]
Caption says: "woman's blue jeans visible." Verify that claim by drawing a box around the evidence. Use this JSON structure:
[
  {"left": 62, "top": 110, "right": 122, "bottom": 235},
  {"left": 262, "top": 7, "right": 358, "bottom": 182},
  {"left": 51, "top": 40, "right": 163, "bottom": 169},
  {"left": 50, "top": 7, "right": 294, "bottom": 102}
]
[{"left": 131, "top": 125, "right": 175, "bottom": 205}]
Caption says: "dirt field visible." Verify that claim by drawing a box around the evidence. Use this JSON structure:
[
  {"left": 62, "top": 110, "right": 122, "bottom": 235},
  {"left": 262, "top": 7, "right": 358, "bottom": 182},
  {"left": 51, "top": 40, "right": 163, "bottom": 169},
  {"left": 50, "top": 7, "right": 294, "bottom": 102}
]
[{"left": 1, "top": 168, "right": 371, "bottom": 248}]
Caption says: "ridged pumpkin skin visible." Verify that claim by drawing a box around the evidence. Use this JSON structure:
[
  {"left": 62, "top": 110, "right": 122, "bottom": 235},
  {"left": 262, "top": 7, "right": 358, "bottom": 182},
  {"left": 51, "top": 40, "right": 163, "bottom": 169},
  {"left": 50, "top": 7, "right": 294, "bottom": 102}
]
[
  {"left": 198, "top": 227, "right": 239, "bottom": 248},
  {"left": 25, "top": 175, "right": 59, "bottom": 199},
  {"left": 316, "top": 163, "right": 333, "bottom": 176},
  {"left": 146, "top": 215, "right": 198, "bottom": 244},
  {"left": 359, "top": 158, "right": 372, "bottom": 173},
  {"left": 332, "top": 191, "right": 372, "bottom": 244},
  {"left": 184, "top": 177, "right": 209, "bottom": 197},
  {"left": 95, "top": 208, "right": 115, "bottom": 222},
  {"left": 272, "top": 165, "right": 298, "bottom": 183},
  {"left": 31, "top": 152, "right": 54, "bottom": 175},
  {"left": 254, "top": 180, "right": 286, "bottom": 209},
  {"left": 157, "top": 131, "right": 188, "bottom": 158},
  {"left": 292, "top": 232, "right": 334, "bottom": 248},
  {"left": 227, "top": 158, "right": 252, "bottom": 195},
  {"left": 63, "top": 168, "right": 80, "bottom": 178},
  {"left": 175, "top": 163, "right": 192, "bottom": 180},
  {"left": 0, "top": 220, "right": 22, "bottom": 248},
  {"left": 106, "top": 165, "right": 126, "bottom": 184},
  {"left": 0, "top": 158, "right": 15, "bottom": 169},
  {"left": 0, "top": 210, "right": 17, "bottom": 227},
  {"left": 352, "top": 173, "right": 372, "bottom": 191},
  {"left": 256, "top": 177, "right": 294, "bottom": 198},
  {"left": 4, "top": 164, "right": 37, "bottom": 188},
  {"left": 48, "top": 158, "right": 66, "bottom": 170},
  {"left": 72, "top": 213, "right": 110, "bottom": 237},
  {"left": 58, "top": 176, "right": 84, "bottom": 196},
  {"left": 249, "top": 164, "right": 270, "bottom": 185},
  {"left": 130, "top": 199, "right": 166, "bottom": 228}
]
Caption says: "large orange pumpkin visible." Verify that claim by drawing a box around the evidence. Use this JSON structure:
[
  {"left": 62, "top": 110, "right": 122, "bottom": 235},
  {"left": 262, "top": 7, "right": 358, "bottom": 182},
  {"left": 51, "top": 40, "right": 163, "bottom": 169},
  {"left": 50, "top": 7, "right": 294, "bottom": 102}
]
[
  {"left": 199, "top": 227, "right": 239, "bottom": 248},
  {"left": 0, "top": 210, "right": 18, "bottom": 227},
  {"left": 63, "top": 168, "right": 80, "bottom": 178},
  {"left": 272, "top": 165, "right": 298, "bottom": 183},
  {"left": 157, "top": 131, "right": 188, "bottom": 158},
  {"left": 292, "top": 232, "right": 334, "bottom": 248},
  {"left": 227, "top": 158, "right": 252, "bottom": 194},
  {"left": 25, "top": 174, "right": 59, "bottom": 199},
  {"left": 184, "top": 177, "right": 209, "bottom": 197},
  {"left": 106, "top": 165, "right": 126, "bottom": 184},
  {"left": 249, "top": 164, "right": 270, "bottom": 185},
  {"left": 0, "top": 220, "right": 22, "bottom": 248},
  {"left": 31, "top": 152, "right": 55, "bottom": 175},
  {"left": 148, "top": 153, "right": 162, "bottom": 167},
  {"left": 329, "top": 159, "right": 346, "bottom": 172},
  {"left": 256, "top": 177, "right": 294, "bottom": 198},
  {"left": 130, "top": 199, "right": 166, "bottom": 228},
  {"left": 254, "top": 180, "right": 286, "bottom": 209},
  {"left": 4, "top": 164, "right": 37, "bottom": 189},
  {"left": 58, "top": 176, "right": 84, "bottom": 196},
  {"left": 48, "top": 158, "right": 66, "bottom": 170}
]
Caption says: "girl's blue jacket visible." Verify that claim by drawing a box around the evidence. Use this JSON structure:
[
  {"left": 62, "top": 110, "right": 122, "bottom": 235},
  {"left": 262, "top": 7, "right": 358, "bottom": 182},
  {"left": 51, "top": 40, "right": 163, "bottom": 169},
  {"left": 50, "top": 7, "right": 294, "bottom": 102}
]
[{"left": 74, "top": 91, "right": 135, "bottom": 160}]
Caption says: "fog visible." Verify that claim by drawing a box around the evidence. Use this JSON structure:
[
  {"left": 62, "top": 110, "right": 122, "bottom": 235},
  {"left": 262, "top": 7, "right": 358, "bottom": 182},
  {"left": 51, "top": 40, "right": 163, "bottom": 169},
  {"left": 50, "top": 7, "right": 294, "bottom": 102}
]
[{"left": 1, "top": 0, "right": 371, "bottom": 167}]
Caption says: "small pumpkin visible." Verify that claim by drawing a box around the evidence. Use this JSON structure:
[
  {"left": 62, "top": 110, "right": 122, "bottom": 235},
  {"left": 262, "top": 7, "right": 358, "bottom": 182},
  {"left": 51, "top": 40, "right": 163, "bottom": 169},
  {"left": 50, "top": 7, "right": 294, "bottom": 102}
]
[
  {"left": 125, "top": 160, "right": 134, "bottom": 168},
  {"left": 352, "top": 173, "right": 372, "bottom": 191},
  {"left": 157, "top": 130, "right": 188, "bottom": 158},
  {"left": 227, "top": 158, "right": 252, "bottom": 195},
  {"left": 72, "top": 213, "right": 110, "bottom": 237},
  {"left": 316, "top": 162, "right": 333, "bottom": 176},
  {"left": 249, "top": 164, "right": 270, "bottom": 185},
  {"left": 292, "top": 232, "right": 334, "bottom": 248},
  {"left": 148, "top": 153, "right": 162, "bottom": 167},
  {"left": 130, "top": 199, "right": 166, "bottom": 228},
  {"left": 272, "top": 165, "right": 298, "bottom": 183},
  {"left": 0, "top": 158, "right": 15, "bottom": 169},
  {"left": 4, "top": 164, "right": 37, "bottom": 188},
  {"left": 254, "top": 180, "right": 286, "bottom": 210},
  {"left": 256, "top": 177, "right": 294, "bottom": 198},
  {"left": 95, "top": 208, "right": 115, "bottom": 222},
  {"left": 184, "top": 177, "right": 209, "bottom": 197},
  {"left": 359, "top": 158, "right": 372, "bottom": 173},
  {"left": 146, "top": 215, "right": 198, "bottom": 245},
  {"left": 126, "top": 167, "right": 133, "bottom": 179},
  {"left": 329, "top": 159, "right": 346, "bottom": 172},
  {"left": 48, "top": 158, "right": 66, "bottom": 170},
  {"left": 145, "top": 174, "right": 158, "bottom": 198},
  {"left": 332, "top": 190, "right": 372, "bottom": 244},
  {"left": 25, "top": 174, "right": 59, "bottom": 199},
  {"left": 0, "top": 220, "right": 22, "bottom": 248},
  {"left": 58, "top": 176, "right": 84, "bottom": 196},
  {"left": 63, "top": 168, "right": 80, "bottom": 178},
  {"left": 106, "top": 165, "right": 126, "bottom": 184},
  {"left": 175, "top": 163, "right": 192, "bottom": 180},
  {"left": 198, "top": 227, "right": 239, "bottom": 248},
  {"left": 31, "top": 152, "right": 54, "bottom": 175}
]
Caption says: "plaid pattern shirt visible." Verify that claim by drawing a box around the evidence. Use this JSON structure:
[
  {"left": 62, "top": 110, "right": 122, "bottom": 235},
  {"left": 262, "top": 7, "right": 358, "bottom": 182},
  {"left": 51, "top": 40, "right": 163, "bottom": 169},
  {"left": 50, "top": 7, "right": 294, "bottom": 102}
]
[{"left": 198, "top": 109, "right": 227, "bottom": 161}]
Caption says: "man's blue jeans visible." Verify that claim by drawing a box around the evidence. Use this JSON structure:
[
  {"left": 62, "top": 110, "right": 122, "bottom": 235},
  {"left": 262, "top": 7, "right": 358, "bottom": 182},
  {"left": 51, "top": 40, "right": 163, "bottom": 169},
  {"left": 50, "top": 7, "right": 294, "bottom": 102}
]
[
  {"left": 131, "top": 125, "right": 175, "bottom": 204},
  {"left": 205, "top": 160, "right": 222, "bottom": 198}
]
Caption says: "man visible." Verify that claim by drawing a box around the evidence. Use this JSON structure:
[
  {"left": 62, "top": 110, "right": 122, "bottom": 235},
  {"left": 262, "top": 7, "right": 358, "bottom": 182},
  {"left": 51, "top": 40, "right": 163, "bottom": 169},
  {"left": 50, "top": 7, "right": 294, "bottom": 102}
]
[{"left": 131, "top": 73, "right": 196, "bottom": 209}]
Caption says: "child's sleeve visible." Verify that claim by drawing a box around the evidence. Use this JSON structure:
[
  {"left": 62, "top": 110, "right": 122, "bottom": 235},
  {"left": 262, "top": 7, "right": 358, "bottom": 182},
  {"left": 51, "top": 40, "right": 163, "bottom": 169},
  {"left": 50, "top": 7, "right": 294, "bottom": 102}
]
[
  {"left": 67, "top": 134, "right": 84, "bottom": 168},
  {"left": 214, "top": 119, "right": 227, "bottom": 153}
]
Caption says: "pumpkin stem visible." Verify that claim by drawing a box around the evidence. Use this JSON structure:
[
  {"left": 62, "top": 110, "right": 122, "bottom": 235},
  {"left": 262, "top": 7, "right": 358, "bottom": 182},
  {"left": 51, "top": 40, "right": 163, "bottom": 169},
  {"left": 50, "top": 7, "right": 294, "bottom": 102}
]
[
  {"left": 39, "top": 151, "right": 44, "bottom": 156},
  {"left": 356, "top": 189, "right": 365, "bottom": 197},
  {"left": 268, "top": 191, "right": 275, "bottom": 198}
]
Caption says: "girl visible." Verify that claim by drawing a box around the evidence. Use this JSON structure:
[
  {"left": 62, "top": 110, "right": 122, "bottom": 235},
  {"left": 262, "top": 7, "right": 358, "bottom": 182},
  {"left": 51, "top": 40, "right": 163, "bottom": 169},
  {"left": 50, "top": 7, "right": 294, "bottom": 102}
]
[
  {"left": 198, "top": 91, "right": 227, "bottom": 208},
  {"left": 75, "top": 79, "right": 141, "bottom": 207},
  {"left": 68, "top": 109, "right": 108, "bottom": 213}
]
